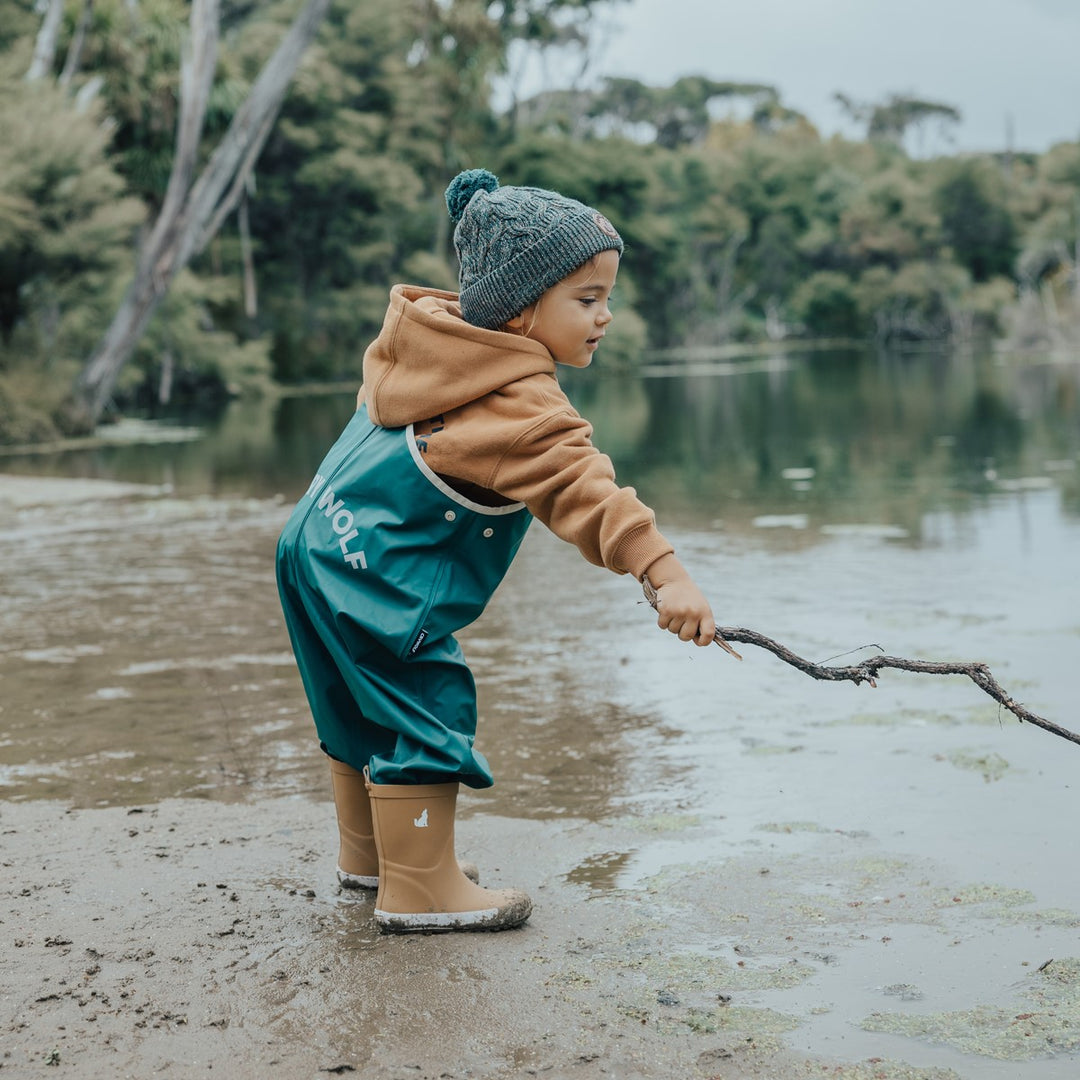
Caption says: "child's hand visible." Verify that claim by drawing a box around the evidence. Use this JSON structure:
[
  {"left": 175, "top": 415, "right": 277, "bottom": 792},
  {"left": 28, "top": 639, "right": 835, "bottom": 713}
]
[{"left": 643, "top": 554, "right": 716, "bottom": 647}]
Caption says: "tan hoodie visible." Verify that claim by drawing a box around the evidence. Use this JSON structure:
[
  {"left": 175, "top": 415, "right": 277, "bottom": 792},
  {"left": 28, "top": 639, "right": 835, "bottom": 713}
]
[{"left": 360, "top": 285, "right": 674, "bottom": 580}]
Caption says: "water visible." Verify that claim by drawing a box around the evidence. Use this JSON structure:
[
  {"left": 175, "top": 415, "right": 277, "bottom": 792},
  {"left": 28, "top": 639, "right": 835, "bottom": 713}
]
[
  {"left": 5, "top": 346, "right": 1078, "bottom": 518},
  {"left": 2, "top": 344, "right": 1077, "bottom": 814},
  {"left": 2, "top": 344, "right": 1080, "bottom": 1076}
]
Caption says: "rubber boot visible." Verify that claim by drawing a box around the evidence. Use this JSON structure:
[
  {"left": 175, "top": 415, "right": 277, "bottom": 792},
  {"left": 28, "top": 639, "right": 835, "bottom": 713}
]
[
  {"left": 329, "top": 759, "right": 479, "bottom": 890},
  {"left": 366, "top": 771, "right": 532, "bottom": 932}
]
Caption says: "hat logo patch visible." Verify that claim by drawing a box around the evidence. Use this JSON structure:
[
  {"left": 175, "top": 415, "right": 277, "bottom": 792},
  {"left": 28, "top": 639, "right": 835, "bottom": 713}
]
[{"left": 593, "top": 212, "right": 619, "bottom": 238}]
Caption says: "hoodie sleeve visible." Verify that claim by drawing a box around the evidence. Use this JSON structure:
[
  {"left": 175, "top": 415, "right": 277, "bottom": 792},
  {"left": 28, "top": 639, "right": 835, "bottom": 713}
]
[{"left": 479, "top": 386, "right": 675, "bottom": 579}]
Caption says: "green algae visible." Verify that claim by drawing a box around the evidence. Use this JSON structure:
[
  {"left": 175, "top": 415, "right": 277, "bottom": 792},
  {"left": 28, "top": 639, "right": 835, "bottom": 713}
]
[
  {"left": 825, "top": 707, "right": 937, "bottom": 728},
  {"left": 824, "top": 702, "right": 1014, "bottom": 729},
  {"left": 797, "top": 1062, "right": 962, "bottom": 1080},
  {"left": 943, "top": 749, "right": 1011, "bottom": 781},
  {"left": 996, "top": 907, "right": 1080, "bottom": 928},
  {"left": 576, "top": 853, "right": 1080, "bottom": 1068},
  {"left": 861, "top": 957, "right": 1080, "bottom": 1060},
  {"left": 629, "top": 948, "right": 817, "bottom": 993},
  {"left": 545, "top": 848, "right": 1080, "bottom": 1074},
  {"left": 743, "top": 742, "right": 806, "bottom": 755},
  {"left": 682, "top": 1003, "right": 799, "bottom": 1038},
  {"left": 757, "top": 821, "right": 831, "bottom": 834},
  {"left": 933, "top": 882, "right": 1036, "bottom": 909}
]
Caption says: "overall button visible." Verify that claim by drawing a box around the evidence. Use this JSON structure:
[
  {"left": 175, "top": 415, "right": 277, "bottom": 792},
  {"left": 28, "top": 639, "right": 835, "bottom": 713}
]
[
  {"left": 483, "top": 527, "right": 494, "bottom": 538},
  {"left": 444, "top": 510, "right": 456, "bottom": 522}
]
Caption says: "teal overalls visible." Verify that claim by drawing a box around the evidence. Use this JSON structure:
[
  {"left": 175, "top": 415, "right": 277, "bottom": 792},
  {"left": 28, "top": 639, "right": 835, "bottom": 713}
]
[{"left": 276, "top": 404, "right": 532, "bottom": 787}]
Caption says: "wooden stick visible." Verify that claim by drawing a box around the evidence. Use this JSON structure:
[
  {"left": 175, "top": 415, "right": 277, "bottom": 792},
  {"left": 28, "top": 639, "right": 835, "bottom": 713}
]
[{"left": 640, "top": 577, "right": 1080, "bottom": 747}]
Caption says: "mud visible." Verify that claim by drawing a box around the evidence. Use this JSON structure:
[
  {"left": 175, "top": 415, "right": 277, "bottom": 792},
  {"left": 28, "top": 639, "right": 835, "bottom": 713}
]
[{"left": 2, "top": 470, "right": 1080, "bottom": 1079}]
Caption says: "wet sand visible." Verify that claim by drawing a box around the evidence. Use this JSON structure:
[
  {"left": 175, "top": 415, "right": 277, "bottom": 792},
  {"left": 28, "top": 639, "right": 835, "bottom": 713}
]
[{"left": 3, "top": 472, "right": 1080, "bottom": 1079}]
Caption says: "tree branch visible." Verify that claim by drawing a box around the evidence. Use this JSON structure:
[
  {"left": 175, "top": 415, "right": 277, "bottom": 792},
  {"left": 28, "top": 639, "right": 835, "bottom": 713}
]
[
  {"left": 76, "top": 0, "right": 332, "bottom": 423},
  {"left": 640, "top": 577, "right": 1079, "bottom": 747},
  {"left": 59, "top": 0, "right": 95, "bottom": 91}
]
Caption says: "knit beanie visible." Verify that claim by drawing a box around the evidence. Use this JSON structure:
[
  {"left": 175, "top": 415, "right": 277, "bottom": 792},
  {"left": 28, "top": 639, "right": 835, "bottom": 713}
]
[{"left": 445, "top": 168, "right": 624, "bottom": 330}]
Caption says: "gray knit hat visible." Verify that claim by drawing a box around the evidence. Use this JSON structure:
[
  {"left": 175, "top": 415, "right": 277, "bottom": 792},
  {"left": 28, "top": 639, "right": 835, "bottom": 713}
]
[{"left": 445, "top": 169, "right": 624, "bottom": 330}]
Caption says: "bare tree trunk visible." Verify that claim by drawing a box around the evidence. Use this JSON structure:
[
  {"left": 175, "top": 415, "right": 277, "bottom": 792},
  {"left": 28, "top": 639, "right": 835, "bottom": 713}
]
[
  {"left": 239, "top": 178, "right": 258, "bottom": 318},
  {"left": 26, "top": 0, "right": 65, "bottom": 81},
  {"left": 59, "top": 0, "right": 95, "bottom": 90},
  {"left": 159, "top": 349, "right": 174, "bottom": 405},
  {"left": 76, "top": 0, "right": 332, "bottom": 424},
  {"left": 75, "top": 0, "right": 220, "bottom": 420}
]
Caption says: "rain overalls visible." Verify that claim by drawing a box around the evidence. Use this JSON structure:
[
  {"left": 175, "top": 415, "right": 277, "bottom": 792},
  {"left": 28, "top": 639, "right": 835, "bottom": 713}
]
[{"left": 276, "top": 404, "right": 532, "bottom": 787}]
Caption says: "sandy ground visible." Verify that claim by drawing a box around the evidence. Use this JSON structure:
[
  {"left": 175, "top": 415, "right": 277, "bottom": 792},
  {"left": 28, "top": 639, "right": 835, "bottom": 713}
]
[
  {"left": 4, "top": 795, "right": 989, "bottom": 1080},
  {"left": 3, "top": 472, "right": 1080, "bottom": 1079}
]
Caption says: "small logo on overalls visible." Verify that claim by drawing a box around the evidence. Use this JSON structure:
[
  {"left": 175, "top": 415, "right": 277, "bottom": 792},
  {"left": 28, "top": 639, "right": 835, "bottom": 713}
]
[{"left": 413, "top": 809, "right": 429, "bottom": 828}]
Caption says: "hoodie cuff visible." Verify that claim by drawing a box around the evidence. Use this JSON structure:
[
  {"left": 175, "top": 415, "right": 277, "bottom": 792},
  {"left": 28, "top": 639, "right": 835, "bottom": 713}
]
[{"left": 612, "top": 523, "right": 675, "bottom": 581}]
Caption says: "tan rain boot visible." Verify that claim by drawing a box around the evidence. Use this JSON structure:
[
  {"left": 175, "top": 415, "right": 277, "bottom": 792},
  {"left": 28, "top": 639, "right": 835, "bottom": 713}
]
[
  {"left": 330, "top": 757, "right": 381, "bottom": 889},
  {"left": 329, "top": 758, "right": 479, "bottom": 890},
  {"left": 366, "top": 771, "right": 532, "bottom": 932}
]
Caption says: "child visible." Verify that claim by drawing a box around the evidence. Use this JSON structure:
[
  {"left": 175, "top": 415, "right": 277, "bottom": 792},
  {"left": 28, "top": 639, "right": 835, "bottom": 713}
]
[{"left": 276, "top": 169, "right": 716, "bottom": 933}]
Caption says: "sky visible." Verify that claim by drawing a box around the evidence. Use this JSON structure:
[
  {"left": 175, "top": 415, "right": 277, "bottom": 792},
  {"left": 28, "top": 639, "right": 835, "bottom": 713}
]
[{"left": 513, "top": 0, "right": 1080, "bottom": 155}]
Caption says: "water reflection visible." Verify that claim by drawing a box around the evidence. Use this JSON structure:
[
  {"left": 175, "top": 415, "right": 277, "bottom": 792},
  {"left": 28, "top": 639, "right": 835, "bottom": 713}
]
[
  {"left": 562, "top": 347, "right": 1080, "bottom": 530},
  {"left": 3, "top": 349, "right": 1076, "bottom": 529}
]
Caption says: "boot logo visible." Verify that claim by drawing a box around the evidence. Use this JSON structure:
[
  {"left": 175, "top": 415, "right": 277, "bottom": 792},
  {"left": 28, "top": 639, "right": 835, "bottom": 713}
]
[{"left": 413, "top": 808, "right": 429, "bottom": 828}]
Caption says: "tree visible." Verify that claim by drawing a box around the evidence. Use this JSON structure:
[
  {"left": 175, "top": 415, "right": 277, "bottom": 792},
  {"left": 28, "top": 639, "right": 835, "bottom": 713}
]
[
  {"left": 586, "top": 76, "right": 778, "bottom": 149},
  {"left": 0, "top": 54, "right": 143, "bottom": 353},
  {"left": 932, "top": 158, "right": 1017, "bottom": 282},
  {"left": 791, "top": 270, "right": 862, "bottom": 337},
  {"left": 835, "top": 92, "right": 961, "bottom": 152},
  {"left": 74, "top": 0, "right": 332, "bottom": 425},
  {"left": 495, "top": 0, "right": 627, "bottom": 136},
  {"left": 245, "top": 0, "right": 448, "bottom": 380}
]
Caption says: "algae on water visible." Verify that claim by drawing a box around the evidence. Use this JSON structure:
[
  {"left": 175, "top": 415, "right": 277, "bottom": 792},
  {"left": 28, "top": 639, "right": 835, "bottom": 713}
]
[
  {"left": 803, "top": 1062, "right": 962, "bottom": 1080},
  {"left": 757, "top": 821, "right": 832, "bottom": 834},
  {"left": 861, "top": 957, "right": 1080, "bottom": 1060},
  {"left": 682, "top": 1003, "right": 799, "bottom": 1039},
  {"left": 944, "top": 748, "right": 1011, "bottom": 782},
  {"left": 932, "top": 882, "right": 1036, "bottom": 909}
]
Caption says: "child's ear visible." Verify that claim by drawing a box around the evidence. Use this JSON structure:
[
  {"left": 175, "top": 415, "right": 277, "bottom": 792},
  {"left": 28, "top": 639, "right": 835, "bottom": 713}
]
[{"left": 504, "top": 312, "right": 525, "bottom": 330}]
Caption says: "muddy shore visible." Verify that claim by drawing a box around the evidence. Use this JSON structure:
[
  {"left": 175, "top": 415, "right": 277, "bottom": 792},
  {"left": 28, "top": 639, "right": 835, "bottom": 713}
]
[{"left": 2, "top": 472, "right": 1080, "bottom": 1079}]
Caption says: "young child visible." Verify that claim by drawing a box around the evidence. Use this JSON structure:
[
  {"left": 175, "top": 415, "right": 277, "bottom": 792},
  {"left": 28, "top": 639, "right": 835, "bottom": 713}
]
[{"left": 276, "top": 169, "right": 716, "bottom": 933}]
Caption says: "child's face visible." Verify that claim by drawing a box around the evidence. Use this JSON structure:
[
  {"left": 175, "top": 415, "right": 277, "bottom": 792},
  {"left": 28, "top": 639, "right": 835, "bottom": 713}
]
[{"left": 507, "top": 249, "right": 619, "bottom": 368}]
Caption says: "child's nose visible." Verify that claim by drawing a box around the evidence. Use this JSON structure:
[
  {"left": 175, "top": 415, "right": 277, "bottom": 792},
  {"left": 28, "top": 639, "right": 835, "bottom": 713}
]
[{"left": 597, "top": 304, "right": 613, "bottom": 326}]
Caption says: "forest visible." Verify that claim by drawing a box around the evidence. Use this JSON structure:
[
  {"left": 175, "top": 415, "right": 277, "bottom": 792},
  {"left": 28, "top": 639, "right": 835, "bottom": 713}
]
[{"left": 1, "top": 0, "right": 1079, "bottom": 445}]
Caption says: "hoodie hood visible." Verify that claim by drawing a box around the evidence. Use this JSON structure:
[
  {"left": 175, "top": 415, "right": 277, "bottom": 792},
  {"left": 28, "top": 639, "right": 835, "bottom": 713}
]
[{"left": 362, "top": 284, "right": 557, "bottom": 428}]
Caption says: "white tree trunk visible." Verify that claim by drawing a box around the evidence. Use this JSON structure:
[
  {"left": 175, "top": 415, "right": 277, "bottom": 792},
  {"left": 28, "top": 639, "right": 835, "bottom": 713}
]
[
  {"left": 239, "top": 180, "right": 258, "bottom": 319},
  {"left": 76, "top": 0, "right": 332, "bottom": 423},
  {"left": 26, "top": 0, "right": 65, "bottom": 81},
  {"left": 59, "top": 0, "right": 95, "bottom": 90}
]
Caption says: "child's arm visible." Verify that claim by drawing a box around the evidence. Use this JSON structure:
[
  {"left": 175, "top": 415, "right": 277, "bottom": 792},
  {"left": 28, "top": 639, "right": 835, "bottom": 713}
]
[{"left": 643, "top": 552, "right": 716, "bottom": 647}]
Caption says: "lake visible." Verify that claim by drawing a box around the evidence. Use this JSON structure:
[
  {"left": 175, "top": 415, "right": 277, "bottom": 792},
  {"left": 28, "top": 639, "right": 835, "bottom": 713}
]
[{"left": 5, "top": 344, "right": 1078, "bottom": 522}]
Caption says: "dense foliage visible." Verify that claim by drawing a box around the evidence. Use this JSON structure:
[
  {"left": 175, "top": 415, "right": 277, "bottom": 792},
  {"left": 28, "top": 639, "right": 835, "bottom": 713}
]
[{"left": 1, "top": 0, "right": 1078, "bottom": 442}]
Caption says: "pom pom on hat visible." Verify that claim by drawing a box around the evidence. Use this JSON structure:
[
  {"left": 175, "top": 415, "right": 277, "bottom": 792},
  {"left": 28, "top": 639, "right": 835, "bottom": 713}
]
[
  {"left": 444, "top": 167, "right": 624, "bottom": 330},
  {"left": 445, "top": 168, "right": 500, "bottom": 224}
]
